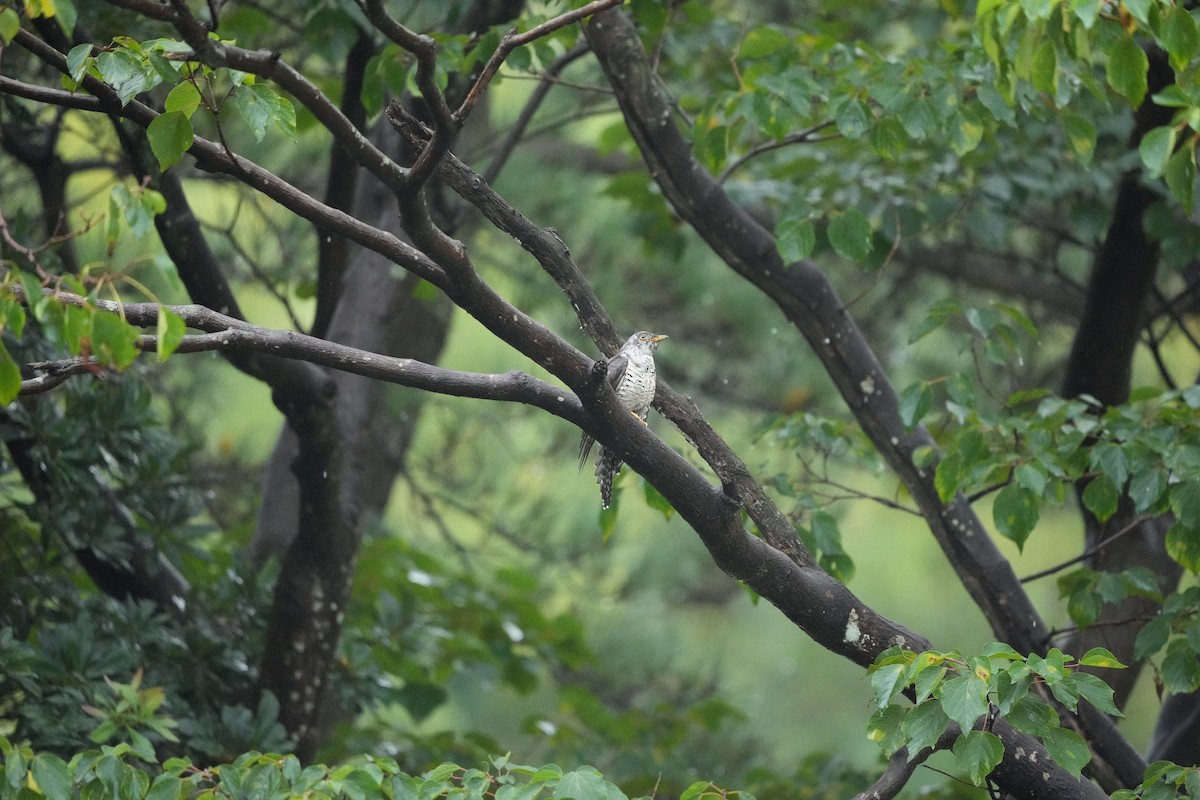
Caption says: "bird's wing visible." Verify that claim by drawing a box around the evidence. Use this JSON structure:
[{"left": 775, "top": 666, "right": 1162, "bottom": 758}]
[
  {"left": 605, "top": 353, "right": 630, "bottom": 389},
  {"left": 579, "top": 353, "right": 631, "bottom": 471}
]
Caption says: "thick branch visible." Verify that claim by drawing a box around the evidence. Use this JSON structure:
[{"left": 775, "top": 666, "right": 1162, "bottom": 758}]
[
  {"left": 407, "top": 117, "right": 809, "bottom": 562},
  {"left": 583, "top": 7, "right": 1140, "bottom": 792},
  {"left": 0, "top": 35, "right": 447, "bottom": 289}
]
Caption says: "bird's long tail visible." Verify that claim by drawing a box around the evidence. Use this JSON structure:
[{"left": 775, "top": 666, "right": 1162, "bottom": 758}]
[{"left": 595, "top": 448, "right": 622, "bottom": 509}]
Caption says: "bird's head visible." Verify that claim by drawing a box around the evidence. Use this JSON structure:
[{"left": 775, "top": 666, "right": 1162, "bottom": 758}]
[{"left": 628, "top": 331, "right": 668, "bottom": 351}]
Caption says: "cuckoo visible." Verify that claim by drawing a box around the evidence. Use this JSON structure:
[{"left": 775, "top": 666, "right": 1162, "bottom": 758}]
[{"left": 579, "top": 331, "right": 669, "bottom": 509}]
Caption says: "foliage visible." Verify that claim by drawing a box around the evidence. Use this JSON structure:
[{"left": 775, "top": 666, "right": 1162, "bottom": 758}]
[
  {"left": 0, "top": 734, "right": 638, "bottom": 800},
  {"left": 869, "top": 643, "right": 1124, "bottom": 782},
  {"left": 6, "top": 0, "right": 1200, "bottom": 798}
]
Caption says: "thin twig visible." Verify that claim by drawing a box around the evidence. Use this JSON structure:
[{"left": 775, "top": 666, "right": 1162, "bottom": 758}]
[
  {"left": 454, "top": 0, "right": 624, "bottom": 125},
  {"left": 482, "top": 40, "right": 591, "bottom": 186},
  {"left": 1048, "top": 612, "right": 1159, "bottom": 639},
  {"left": 1021, "top": 515, "right": 1151, "bottom": 583},
  {"left": 715, "top": 121, "right": 838, "bottom": 184}
]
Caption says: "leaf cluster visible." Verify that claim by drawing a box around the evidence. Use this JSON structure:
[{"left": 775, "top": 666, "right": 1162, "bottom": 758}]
[
  {"left": 868, "top": 643, "right": 1124, "bottom": 784},
  {"left": 0, "top": 735, "right": 642, "bottom": 800}
]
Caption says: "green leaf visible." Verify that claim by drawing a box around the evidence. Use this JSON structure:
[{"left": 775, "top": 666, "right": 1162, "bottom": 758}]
[
  {"left": 827, "top": 208, "right": 873, "bottom": 262},
  {"left": 1171, "top": 483, "right": 1200, "bottom": 527},
  {"left": 497, "top": 784, "right": 545, "bottom": 800},
  {"left": 30, "top": 753, "right": 72, "bottom": 800},
  {"left": 0, "top": 341, "right": 21, "bottom": 404},
  {"left": 96, "top": 48, "right": 160, "bottom": 105},
  {"left": 776, "top": 217, "right": 815, "bottom": 262},
  {"left": 1078, "top": 647, "right": 1126, "bottom": 669},
  {"left": 834, "top": 98, "right": 870, "bottom": 140},
  {"left": 1043, "top": 726, "right": 1090, "bottom": 778},
  {"left": 641, "top": 480, "right": 674, "bottom": 520},
  {"left": 1129, "top": 469, "right": 1165, "bottom": 513},
  {"left": 739, "top": 26, "right": 791, "bottom": 59},
  {"left": 992, "top": 483, "right": 1039, "bottom": 550},
  {"left": 53, "top": 0, "right": 77, "bottom": 37},
  {"left": 1138, "top": 126, "right": 1176, "bottom": 179},
  {"left": 1163, "top": 142, "right": 1196, "bottom": 212},
  {"left": 868, "top": 117, "right": 908, "bottom": 159},
  {"left": 163, "top": 81, "right": 201, "bottom": 116},
  {"left": 901, "top": 699, "right": 950, "bottom": 756},
  {"left": 1030, "top": 39, "right": 1058, "bottom": 96},
  {"left": 913, "top": 665, "right": 947, "bottom": 704},
  {"left": 871, "top": 663, "right": 906, "bottom": 707},
  {"left": 1004, "top": 694, "right": 1056, "bottom": 736},
  {"left": 1090, "top": 442, "right": 1128, "bottom": 486},
  {"left": 1135, "top": 614, "right": 1171, "bottom": 660},
  {"left": 0, "top": 7, "right": 20, "bottom": 45},
  {"left": 66, "top": 43, "right": 93, "bottom": 83},
  {"left": 976, "top": 83, "right": 1015, "bottom": 125},
  {"left": 949, "top": 106, "right": 985, "bottom": 155},
  {"left": 233, "top": 82, "right": 297, "bottom": 142},
  {"left": 147, "top": 111, "right": 194, "bottom": 172},
  {"left": 91, "top": 310, "right": 141, "bottom": 369},
  {"left": 425, "top": 763, "right": 462, "bottom": 783},
  {"left": 694, "top": 123, "right": 728, "bottom": 172},
  {"left": 867, "top": 704, "right": 909, "bottom": 758},
  {"left": 934, "top": 452, "right": 962, "bottom": 503},
  {"left": 939, "top": 673, "right": 989, "bottom": 732},
  {"left": 1107, "top": 34, "right": 1149, "bottom": 109},
  {"left": 898, "top": 382, "right": 932, "bottom": 430},
  {"left": 1123, "top": 0, "right": 1151, "bottom": 25},
  {"left": 1014, "top": 463, "right": 1047, "bottom": 496},
  {"left": 951, "top": 730, "right": 1003, "bottom": 785},
  {"left": 1070, "top": 672, "right": 1122, "bottom": 716},
  {"left": 1167, "top": 522, "right": 1200, "bottom": 573},
  {"left": 1019, "top": 0, "right": 1055, "bottom": 20},
  {"left": 146, "top": 774, "right": 182, "bottom": 800},
  {"left": 1062, "top": 114, "right": 1096, "bottom": 164},
  {"left": 1161, "top": 6, "right": 1200, "bottom": 71},
  {"left": 1081, "top": 475, "right": 1119, "bottom": 522},
  {"left": 899, "top": 97, "right": 938, "bottom": 140},
  {"left": 155, "top": 306, "right": 185, "bottom": 361},
  {"left": 552, "top": 767, "right": 609, "bottom": 800}
]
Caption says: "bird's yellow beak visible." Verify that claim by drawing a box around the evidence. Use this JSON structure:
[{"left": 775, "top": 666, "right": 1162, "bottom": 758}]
[{"left": 651, "top": 334, "right": 669, "bottom": 343}]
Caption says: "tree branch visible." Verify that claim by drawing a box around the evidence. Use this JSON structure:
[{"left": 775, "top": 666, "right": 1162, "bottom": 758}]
[
  {"left": 454, "top": 0, "right": 623, "bottom": 125},
  {"left": 481, "top": 39, "right": 591, "bottom": 186},
  {"left": 101, "top": 0, "right": 411, "bottom": 195},
  {"left": 359, "top": 0, "right": 456, "bottom": 189},
  {"left": 583, "top": 7, "right": 1140, "bottom": 793},
  {"left": 0, "top": 36, "right": 448, "bottom": 289}
]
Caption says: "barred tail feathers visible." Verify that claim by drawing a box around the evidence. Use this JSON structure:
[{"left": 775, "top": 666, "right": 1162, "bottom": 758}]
[{"left": 595, "top": 448, "right": 623, "bottom": 509}]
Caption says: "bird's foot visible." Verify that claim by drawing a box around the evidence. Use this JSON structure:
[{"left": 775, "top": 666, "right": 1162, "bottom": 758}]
[{"left": 630, "top": 411, "right": 648, "bottom": 426}]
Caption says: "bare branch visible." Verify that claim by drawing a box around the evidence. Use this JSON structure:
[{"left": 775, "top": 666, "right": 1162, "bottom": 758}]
[
  {"left": 715, "top": 121, "right": 838, "bottom": 184},
  {"left": 16, "top": 289, "right": 587, "bottom": 418},
  {"left": 100, "top": 0, "right": 411, "bottom": 194},
  {"left": 454, "top": 0, "right": 623, "bottom": 125},
  {"left": 0, "top": 38, "right": 446, "bottom": 288},
  {"left": 360, "top": 0, "right": 456, "bottom": 189},
  {"left": 482, "top": 39, "right": 591, "bottom": 185},
  {"left": 852, "top": 730, "right": 958, "bottom": 800}
]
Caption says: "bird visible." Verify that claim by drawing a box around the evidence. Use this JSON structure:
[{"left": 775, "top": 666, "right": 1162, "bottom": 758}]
[{"left": 579, "top": 331, "right": 668, "bottom": 509}]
